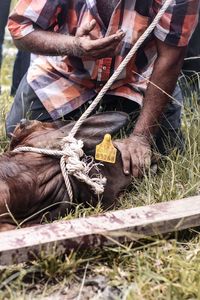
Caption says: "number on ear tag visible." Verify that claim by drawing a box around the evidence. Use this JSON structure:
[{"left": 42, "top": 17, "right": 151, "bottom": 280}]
[{"left": 95, "top": 134, "right": 117, "bottom": 164}]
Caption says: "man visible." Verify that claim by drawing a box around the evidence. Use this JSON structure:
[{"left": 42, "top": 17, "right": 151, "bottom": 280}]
[
  {"left": 7, "top": 0, "right": 199, "bottom": 177},
  {"left": 0, "top": 0, "right": 30, "bottom": 95}
]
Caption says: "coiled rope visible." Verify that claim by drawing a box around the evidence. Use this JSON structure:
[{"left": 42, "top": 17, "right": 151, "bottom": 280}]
[{"left": 13, "top": 0, "right": 173, "bottom": 202}]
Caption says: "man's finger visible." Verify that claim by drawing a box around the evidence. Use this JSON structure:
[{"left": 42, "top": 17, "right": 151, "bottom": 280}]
[
  {"left": 131, "top": 150, "right": 149, "bottom": 177},
  {"left": 131, "top": 151, "right": 151, "bottom": 177},
  {"left": 144, "top": 154, "right": 151, "bottom": 169},
  {"left": 132, "top": 165, "right": 140, "bottom": 178},
  {"left": 114, "top": 142, "right": 131, "bottom": 175},
  {"left": 90, "top": 42, "right": 123, "bottom": 58},
  {"left": 82, "top": 38, "right": 123, "bottom": 59},
  {"left": 90, "top": 31, "right": 124, "bottom": 50},
  {"left": 122, "top": 151, "right": 131, "bottom": 175},
  {"left": 84, "top": 19, "right": 97, "bottom": 34},
  {"left": 76, "top": 19, "right": 96, "bottom": 37},
  {"left": 130, "top": 155, "right": 140, "bottom": 178}
]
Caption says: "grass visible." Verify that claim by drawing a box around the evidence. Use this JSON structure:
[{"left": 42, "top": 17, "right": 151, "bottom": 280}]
[{"left": 0, "top": 40, "right": 200, "bottom": 299}]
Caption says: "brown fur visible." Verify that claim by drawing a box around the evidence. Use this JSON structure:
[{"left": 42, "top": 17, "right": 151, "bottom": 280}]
[{"left": 0, "top": 112, "right": 131, "bottom": 231}]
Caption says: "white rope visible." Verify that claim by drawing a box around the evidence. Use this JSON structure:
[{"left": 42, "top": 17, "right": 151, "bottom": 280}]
[
  {"left": 13, "top": 146, "right": 66, "bottom": 157},
  {"left": 59, "top": 136, "right": 107, "bottom": 201},
  {"left": 13, "top": 142, "right": 106, "bottom": 203},
  {"left": 13, "top": 0, "right": 173, "bottom": 201}
]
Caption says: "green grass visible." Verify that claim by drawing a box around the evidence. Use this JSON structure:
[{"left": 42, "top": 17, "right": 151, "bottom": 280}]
[{"left": 0, "top": 41, "right": 200, "bottom": 299}]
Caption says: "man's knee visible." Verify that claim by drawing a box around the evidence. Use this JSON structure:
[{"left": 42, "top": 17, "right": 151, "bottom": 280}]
[{"left": 6, "top": 75, "right": 40, "bottom": 135}]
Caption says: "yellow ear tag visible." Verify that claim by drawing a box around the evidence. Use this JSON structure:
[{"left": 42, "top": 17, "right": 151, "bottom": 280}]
[{"left": 95, "top": 134, "right": 117, "bottom": 164}]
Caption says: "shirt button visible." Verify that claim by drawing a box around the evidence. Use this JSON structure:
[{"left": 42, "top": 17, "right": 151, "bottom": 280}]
[{"left": 102, "top": 66, "right": 107, "bottom": 71}]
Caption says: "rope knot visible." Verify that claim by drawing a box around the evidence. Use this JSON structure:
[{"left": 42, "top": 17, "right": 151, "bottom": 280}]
[{"left": 60, "top": 135, "right": 107, "bottom": 202}]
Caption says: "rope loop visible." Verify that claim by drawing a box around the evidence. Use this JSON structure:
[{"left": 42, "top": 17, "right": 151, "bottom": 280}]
[{"left": 60, "top": 137, "right": 107, "bottom": 201}]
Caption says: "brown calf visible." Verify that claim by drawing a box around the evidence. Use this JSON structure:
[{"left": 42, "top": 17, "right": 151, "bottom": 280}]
[{"left": 0, "top": 112, "right": 131, "bottom": 231}]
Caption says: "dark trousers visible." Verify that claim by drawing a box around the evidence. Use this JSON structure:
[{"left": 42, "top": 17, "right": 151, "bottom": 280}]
[
  {"left": 0, "top": 0, "right": 30, "bottom": 95},
  {"left": 10, "top": 50, "right": 30, "bottom": 96},
  {"left": 0, "top": 0, "right": 11, "bottom": 68},
  {"left": 182, "top": 10, "right": 200, "bottom": 76}
]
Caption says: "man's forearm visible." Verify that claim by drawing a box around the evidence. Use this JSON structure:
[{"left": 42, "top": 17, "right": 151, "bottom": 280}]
[
  {"left": 14, "top": 30, "right": 77, "bottom": 56},
  {"left": 133, "top": 41, "right": 186, "bottom": 141},
  {"left": 133, "top": 59, "right": 181, "bottom": 138},
  {"left": 13, "top": 22, "right": 124, "bottom": 59}
]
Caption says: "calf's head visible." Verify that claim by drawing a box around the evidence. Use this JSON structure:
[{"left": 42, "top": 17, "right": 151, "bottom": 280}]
[{"left": 0, "top": 112, "right": 131, "bottom": 229}]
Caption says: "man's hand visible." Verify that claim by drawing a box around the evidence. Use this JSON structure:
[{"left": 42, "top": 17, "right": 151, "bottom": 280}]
[
  {"left": 115, "top": 135, "right": 152, "bottom": 177},
  {"left": 74, "top": 19, "right": 125, "bottom": 59},
  {"left": 13, "top": 19, "right": 124, "bottom": 58}
]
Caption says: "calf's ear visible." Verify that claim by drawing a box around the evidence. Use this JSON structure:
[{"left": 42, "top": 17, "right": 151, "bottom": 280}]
[{"left": 69, "top": 111, "right": 129, "bottom": 151}]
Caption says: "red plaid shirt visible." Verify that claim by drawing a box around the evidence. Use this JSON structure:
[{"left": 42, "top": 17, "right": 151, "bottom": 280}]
[{"left": 8, "top": 0, "right": 199, "bottom": 120}]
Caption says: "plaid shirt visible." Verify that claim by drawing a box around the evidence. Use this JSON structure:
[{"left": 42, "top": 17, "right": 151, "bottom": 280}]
[{"left": 8, "top": 0, "right": 199, "bottom": 120}]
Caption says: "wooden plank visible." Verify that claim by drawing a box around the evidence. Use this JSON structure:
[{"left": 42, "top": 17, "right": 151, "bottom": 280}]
[{"left": 0, "top": 195, "right": 200, "bottom": 266}]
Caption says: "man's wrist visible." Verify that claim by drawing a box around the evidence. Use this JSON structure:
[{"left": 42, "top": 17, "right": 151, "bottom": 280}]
[
  {"left": 72, "top": 37, "right": 84, "bottom": 57},
  {"left": 131, "top": 131, "right": 154, "bottom": 145},
  {"left": 58, "top": 36, "right": 82, "bottom": 57}
]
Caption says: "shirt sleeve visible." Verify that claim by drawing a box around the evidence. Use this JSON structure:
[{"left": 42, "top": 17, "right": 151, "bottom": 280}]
[
  {"left": 8, "top": 0, "right": 63, "bottom": 39},
  {"left": 151, "top": 0, "right": 200, "bottom": 47}
]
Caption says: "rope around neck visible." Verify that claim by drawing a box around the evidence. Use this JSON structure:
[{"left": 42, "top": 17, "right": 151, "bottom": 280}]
[
  {"left": 13, "top": 140, "right": 107, "bottom": 203},
  {"left": 13, "top": 0, "right": 173, "bottom": 202}
]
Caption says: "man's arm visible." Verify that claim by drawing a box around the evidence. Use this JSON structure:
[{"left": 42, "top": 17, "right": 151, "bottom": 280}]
[
  {"left": 8, "top": 0, "right": 124, "bottom": 58},
  {"left": 133, "top": 38, "right": 186, "bottom": 138},
  {"left": 13, "top": 20, "right": 124, "bottom": 59},
  {"left": 116, "top": 39, "right": 186, "bottom": 177}
]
